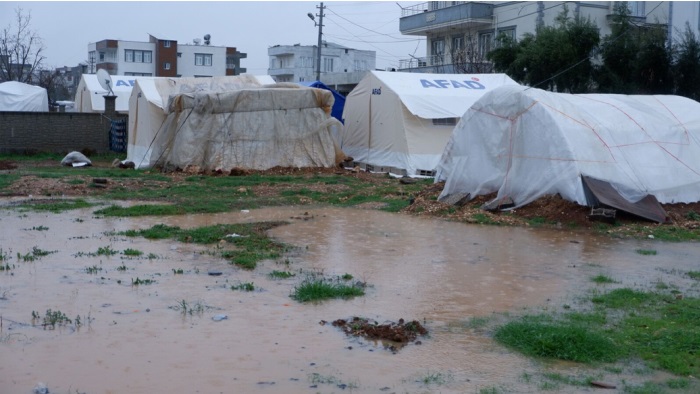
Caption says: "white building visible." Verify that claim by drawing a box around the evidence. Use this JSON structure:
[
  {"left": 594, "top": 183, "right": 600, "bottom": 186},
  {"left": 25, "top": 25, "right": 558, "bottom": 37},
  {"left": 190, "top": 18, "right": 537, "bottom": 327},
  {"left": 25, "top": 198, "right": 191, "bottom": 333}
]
[
  {"left": 87, "top": 34, "right": 247, "bottom": 77},
  {"left": 398, "top": 1, "right": 700, "bottom": 73},
  {"left": 268, "top": 41, "right": 376, "bottom": 95}
]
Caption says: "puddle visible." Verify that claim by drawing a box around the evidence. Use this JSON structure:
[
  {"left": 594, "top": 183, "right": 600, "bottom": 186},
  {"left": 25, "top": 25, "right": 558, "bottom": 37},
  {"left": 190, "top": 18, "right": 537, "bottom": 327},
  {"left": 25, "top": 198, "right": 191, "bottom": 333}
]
[{"left": 1, "top": 201, "right": 698, "bottom": 393}]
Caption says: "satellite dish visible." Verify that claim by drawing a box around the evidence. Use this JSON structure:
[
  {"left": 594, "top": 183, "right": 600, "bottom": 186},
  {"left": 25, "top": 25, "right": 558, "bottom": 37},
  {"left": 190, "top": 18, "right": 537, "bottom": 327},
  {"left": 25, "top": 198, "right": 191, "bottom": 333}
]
[
  {"left": 96, "top": 69, "right": 115, "bottom": 96},
  {"left": 204, "top": 34, "right": 211, "bottom": 45}
]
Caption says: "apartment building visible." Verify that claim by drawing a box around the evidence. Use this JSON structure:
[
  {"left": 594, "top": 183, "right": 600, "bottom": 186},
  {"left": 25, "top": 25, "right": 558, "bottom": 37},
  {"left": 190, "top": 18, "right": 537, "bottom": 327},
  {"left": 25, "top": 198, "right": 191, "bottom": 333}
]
[
  {"left": 268, "top": 41, "right": 375, "bottom": 95},
  {"left": 398, "top": 1, "right": 700, "bottom": 73},
  {"left": 87, "top": 34, "right": 247, "bottom": 77}
]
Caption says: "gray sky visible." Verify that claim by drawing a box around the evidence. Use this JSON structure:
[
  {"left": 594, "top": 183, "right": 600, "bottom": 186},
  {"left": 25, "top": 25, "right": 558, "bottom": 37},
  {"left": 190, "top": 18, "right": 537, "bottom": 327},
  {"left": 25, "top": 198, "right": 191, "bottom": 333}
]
[{"left": 0, "top": 1, "right": 427, "bottom": 75}]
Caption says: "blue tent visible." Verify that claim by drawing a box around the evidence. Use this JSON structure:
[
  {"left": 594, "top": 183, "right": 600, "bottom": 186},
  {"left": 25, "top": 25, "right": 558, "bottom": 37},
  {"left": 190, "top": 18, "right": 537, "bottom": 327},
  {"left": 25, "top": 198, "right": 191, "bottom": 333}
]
[{"left": 299, "top": 81, "right": 345, "bottom": 124}]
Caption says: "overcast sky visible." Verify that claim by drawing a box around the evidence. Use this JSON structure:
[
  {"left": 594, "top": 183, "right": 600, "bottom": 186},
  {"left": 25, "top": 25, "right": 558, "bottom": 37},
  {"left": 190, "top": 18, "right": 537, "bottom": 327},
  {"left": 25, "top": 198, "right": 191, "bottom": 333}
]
[{"left": 0, "top": 1, "right": 427, "bottom": 75}]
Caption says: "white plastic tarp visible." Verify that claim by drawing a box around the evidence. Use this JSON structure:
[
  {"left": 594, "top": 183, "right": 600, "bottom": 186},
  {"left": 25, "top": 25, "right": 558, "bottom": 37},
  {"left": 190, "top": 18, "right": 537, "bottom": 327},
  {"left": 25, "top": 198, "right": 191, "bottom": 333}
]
[
  {"left": 125, "top": 74, "right": 276, "bottom": 169},
  {"left": 156, "top": 85, "right": 343, "bottom": 171},
  {"left": 437, "top": 85, "right": 700, "bottom": 207},
  {"left": 341, "top": 70, "right": 519, "bottom": 177},
  {"left": 74, "top": 74, "right": 142, "bottom": 113},
  {"left": 0, "top": 81, "right": 49, "bottom": 111}
]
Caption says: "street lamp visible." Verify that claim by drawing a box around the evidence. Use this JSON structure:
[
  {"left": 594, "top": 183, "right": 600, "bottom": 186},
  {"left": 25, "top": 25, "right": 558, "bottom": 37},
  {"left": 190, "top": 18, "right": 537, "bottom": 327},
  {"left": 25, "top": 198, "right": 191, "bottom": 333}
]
[{"left": 307, "top": 2, "right": 324, "bottom": 81}]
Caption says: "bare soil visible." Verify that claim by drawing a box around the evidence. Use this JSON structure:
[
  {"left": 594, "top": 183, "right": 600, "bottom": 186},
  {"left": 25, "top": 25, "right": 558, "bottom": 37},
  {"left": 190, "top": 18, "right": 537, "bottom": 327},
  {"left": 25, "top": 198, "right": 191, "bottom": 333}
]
[
  {"left": 3, "top": 159, "right": 700, "bottom": 233},
  {"left": 327, "top": 317, "right": 428, "bottom": 351}
]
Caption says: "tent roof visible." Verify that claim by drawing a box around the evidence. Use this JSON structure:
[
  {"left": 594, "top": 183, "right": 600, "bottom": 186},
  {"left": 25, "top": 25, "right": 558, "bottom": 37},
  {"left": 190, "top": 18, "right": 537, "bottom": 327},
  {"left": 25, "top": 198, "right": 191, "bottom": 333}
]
[
  {"left": 134, "top": 74, "right": 275, "bottom": 110},
  {"left": 0, "top": 81, "right": 49, "bottom": 111},
  {"left": 76, "top": 74, "right": 142, "bottom": 112},
  {"left": 437, "top": 85, "right": 700, "bottom": 208},
  {"left": 364, "top": 70, "right": 519, "bottom": 118}
]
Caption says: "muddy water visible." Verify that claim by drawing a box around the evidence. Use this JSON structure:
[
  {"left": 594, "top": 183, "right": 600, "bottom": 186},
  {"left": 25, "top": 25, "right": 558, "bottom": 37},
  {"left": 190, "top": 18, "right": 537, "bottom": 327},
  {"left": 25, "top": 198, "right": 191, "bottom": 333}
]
[{"left": 1, "top": 199, "right": 698, "bottom": 393}]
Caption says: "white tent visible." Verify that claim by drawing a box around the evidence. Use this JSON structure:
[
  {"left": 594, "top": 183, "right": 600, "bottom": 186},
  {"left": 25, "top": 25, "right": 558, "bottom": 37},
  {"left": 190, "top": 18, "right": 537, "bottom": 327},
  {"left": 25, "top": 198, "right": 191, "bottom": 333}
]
[
  {"left": 341, "top": 70, "right": 519, "bottom": 177},
  {"left": 125, "top": 74, "right": 276, "bottom": 169},
  {"left": 156, "top": 84, "right": 344, "bottom": 172},
  {"left": 437, "top": 85, "right": 700, "bottom": 212},
  {"left": 0, "top": 81, "right": 48, "bottom": 111},
  {"left": 74, "top": 74, "right": 140, "bottom": 113}
]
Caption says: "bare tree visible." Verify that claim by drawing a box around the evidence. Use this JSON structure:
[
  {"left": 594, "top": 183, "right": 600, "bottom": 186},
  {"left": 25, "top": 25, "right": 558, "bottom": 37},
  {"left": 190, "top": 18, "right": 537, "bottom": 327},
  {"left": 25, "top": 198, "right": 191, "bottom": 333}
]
[
  {"left": 452, "top": 33, "right": 493, "bottom": 74},
  {"left": 0, "top": 8, "right": 45, "bottom": 83}
]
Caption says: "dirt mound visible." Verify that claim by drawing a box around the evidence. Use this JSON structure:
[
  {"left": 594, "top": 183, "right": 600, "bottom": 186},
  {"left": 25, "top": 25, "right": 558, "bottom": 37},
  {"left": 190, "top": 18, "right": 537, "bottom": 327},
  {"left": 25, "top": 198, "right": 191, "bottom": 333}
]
[
  {"left": 0, "top": 160, "right": 18, "bottom": 170},
  {"left": 328, "top": 317, "right": 428, "bottom": 351}
]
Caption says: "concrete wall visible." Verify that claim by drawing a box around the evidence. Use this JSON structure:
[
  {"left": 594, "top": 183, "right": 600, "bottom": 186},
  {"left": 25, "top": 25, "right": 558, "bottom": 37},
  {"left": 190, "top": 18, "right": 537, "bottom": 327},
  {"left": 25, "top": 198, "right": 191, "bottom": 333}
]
[{"left": 0, "top": 96, "right": 126, "bottom": 155}]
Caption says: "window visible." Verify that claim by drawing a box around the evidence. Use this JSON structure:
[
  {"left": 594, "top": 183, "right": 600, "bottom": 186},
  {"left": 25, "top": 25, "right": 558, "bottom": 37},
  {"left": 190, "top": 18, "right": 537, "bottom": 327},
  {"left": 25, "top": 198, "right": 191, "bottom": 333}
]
[
  {"left": 432, "top": 118, "right": 458, "bottom": 126},
  {"left": 124, "top": 50, "right": 153, "bottom": 63},
  {"left": 164, "top": 62, "right": 171, "bottom": 70},
  {"left": 195, "top": 53, "right": 213, "bottom": 66},
  {"left": 627, "top": 1, "right": 645, "bottom": 17},
  {"left": 353, "top": 60, "right": 367, "bottom": 71},
  {"left": 478, "top": 32, "right": 493, "bottom": 57},
  {"left": 323, "top": 57, "right": 334, "bottom": 72},
  {"left": 99, "top": 52, "right": 105, "bottom": 62},
  {"left": 451, "top": 35, "right": 464, "bottom": 63},
  {"left": 431, "top": 38, "right": 445, "bottom": 64},
  {"left": 125, "top": 72, "right": 152, "bottom": 76},
  {"left": 177, "top": 52, "right": 182, "bottom": 58},
  {"left": 163, "top": 40, "right": 171, "bottom": 48}
]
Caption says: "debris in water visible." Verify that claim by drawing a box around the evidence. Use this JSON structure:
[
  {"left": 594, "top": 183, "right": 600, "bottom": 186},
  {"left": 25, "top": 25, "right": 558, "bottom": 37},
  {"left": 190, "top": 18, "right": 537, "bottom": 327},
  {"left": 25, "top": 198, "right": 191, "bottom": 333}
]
[
  {"left": 212, "top": 314, "right": 228, "bottom": 322},
  {"left": 330, "top": 317, "right": 428, "bottom": 350}
]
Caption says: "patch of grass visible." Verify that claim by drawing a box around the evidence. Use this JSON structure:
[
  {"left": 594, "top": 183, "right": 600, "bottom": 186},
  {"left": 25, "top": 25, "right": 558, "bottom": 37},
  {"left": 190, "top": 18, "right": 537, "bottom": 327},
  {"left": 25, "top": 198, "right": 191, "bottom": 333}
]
[
  {"left": 687, "top": 271, "right": 700, "bottom": 280},
  {"left": 635, "top": 249, "right": 657, "bottom": 256},
  {"left": 65, "top": 179, "right": 85, "bottom": 185},
  {"left": 0, "top": 248, "right": 10, "bottom": 261},
  {"left": 172, "top": 268, "right": 184, "bottom": 275},
  {"left": 94, "top": 204, "right": 184, "bottom": 217},
  {"left": 96, "top": 246, "right": 118, "bottom": 256},
  {"left": 0, "top": 174, "right": 20, "bottom": 192},
  {"left": 29, "top": 225, "right": 49, "bottom": 231},
  {"left": 308, "top": 373, "right": 358, "bottom": 389},
  {"left": 495, "top": 288, "right": 700, "bottom": 378},
  {"left": 131, "top": 277, "right": 155, "bottom": 285},
  {"left": 17, "top": 246, "right": 57, "bottom": 261},
  {"left": 268, "top": 270, "right": 295, "bottom": 279},
  {"left": 471, "top": 213, "right": 497, "bottom": 225},
  {"left": 85, "top": 265, "right": 102, "bottom": 274},
  {"left": 419, "top": 371, "right": 452, "bottom": 385},
  {"left": 686, "top": 211, "right": 700, "bottom": 221},
  {"left": 169, "top": 299, "right": 207, "bottom": 316},
  {"left": 231, "top": 282, "right": 255, "bottom": 291},
  {"left": 32, "top": 309, "right": 72, "bottom": 329},
  {"left": 591, "top": 274, "right": 618, "bottom": 284},
  {"left": 291, "top": 275, "right": 365, "bottom": 302},
  {"left": 494, "top": 315, "right": 620, "bottom": 363},
  {"left": 116, "top": 263, "right": 128, "bottom": 272},
  {"left": 122, "top": 222, "right": 289, "bottom": 270},
  {"left": 122, "top": 248, "right": 143, "bottom": 257},
  {"left": 11, "top": 198, "right": 94, "bottom": 213},
  {"left": 666, "top": 378, "right": 690, "bottom": 389}
]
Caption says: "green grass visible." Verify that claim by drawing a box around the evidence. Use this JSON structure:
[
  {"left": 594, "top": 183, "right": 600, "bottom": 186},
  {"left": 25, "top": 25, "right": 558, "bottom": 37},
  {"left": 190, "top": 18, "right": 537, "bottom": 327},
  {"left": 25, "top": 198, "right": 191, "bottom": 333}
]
[
  {"left": 121, "top": 222, "right": 289, "bottom": 270},
  {"left": 291, "top": 276, "right": 365, "bottom": 302},
  {"left": 268, "top": 270, "right": 295, "bottom": 279},
  {"left": 8, "top": 198, "right": 94, "bottom": 213},
  {"left": 494, "top": 288, "right": 700, "bottom": 377},
  {"left": 122, "top": 248, "right": 143, "bottom": 257},
  {"left": 591, "top": 274, "right": 618, "bottom": 284},
  {"left": 687, "top": 271, "right": 700, "bottom": 280},
  {"left": 635, "top": 249, "right": 657, "bottom": 256},
  {"left": 231, "top": 282, "right": 255, "bottom": 291}
]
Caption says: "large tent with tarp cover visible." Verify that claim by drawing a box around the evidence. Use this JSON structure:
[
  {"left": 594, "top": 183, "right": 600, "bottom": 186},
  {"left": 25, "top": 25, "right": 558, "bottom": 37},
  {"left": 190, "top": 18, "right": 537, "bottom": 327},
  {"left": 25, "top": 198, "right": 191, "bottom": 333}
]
[
  {"left": 340, "top": 70, "right": 519, "bottom": 177},
  {"left": 0, "top": 81, "right": 49, "bottom": 112},
  {"left": 436, "top": 85, "right": 700, "bottom": 223},
  {"left": 150, "top": 83, "right": 345, "bottom": 172},
  {"left": 74, "top": 74, "right": 141, "bottom": 113},
  {"left": 125, "top": 74, "right": 275, "bottom": 169}
]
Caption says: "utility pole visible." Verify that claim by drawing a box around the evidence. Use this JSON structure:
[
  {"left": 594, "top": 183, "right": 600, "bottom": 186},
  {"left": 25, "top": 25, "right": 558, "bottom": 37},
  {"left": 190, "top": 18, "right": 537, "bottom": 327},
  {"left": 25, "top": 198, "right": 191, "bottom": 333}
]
[{"left": 315, "top": 2, "right": 325, "bottom": 81}]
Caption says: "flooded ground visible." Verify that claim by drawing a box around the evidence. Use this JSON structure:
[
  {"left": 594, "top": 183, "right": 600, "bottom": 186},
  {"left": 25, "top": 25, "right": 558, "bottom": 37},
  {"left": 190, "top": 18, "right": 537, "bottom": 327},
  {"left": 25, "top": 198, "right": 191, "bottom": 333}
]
[{"left": 1, "top": 198, "right": 699, "bottom": 393}]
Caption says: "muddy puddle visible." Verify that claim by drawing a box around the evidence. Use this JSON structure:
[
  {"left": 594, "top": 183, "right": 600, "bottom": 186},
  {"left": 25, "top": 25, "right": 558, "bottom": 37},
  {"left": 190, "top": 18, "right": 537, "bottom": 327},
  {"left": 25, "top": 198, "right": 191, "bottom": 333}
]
[{"left": 1, "top": 198, "right": 699, "bottom": 393}]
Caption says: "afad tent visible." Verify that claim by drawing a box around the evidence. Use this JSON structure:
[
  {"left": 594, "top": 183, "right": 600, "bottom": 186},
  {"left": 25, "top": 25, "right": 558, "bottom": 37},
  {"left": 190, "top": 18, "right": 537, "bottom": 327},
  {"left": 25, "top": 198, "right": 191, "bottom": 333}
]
[
  {"left": 0, "top": 81, "right": 48, "bottom": 111},
  {"left": 341, "top": 70, "right": 519, "bottom": 177},
  {"left": 127, "top": 75, "right": 344, "bottom": 171},
  {"left": 436, "top": 85, "right": 700, "bottom": 222},
  {"left": 75, "top": 74, "right": 141, "bottom": 113}
]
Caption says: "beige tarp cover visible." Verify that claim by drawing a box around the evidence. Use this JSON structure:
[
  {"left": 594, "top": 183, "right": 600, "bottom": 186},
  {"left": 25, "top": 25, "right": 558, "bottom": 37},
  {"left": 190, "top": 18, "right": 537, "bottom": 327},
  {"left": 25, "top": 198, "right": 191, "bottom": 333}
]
[{"left": 157, "top": 85, "right": 344, "bottom": 171}]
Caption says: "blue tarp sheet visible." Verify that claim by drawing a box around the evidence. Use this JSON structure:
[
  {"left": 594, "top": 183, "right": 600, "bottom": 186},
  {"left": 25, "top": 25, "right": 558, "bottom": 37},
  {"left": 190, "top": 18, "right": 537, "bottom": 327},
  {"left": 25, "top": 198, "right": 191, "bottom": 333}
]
[{"left": 299, "top": 81, "right": 345, "bottom": 124}]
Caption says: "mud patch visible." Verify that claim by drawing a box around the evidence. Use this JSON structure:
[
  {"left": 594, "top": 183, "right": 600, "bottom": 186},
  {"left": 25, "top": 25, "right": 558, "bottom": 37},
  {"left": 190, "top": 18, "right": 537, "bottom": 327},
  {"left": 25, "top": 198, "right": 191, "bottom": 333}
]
[
  {"left": 0, "top": 160, "right": 18, "bottom": 170},
  {"left": 328, "top": 317, "right": 428, "bottom": 350}
]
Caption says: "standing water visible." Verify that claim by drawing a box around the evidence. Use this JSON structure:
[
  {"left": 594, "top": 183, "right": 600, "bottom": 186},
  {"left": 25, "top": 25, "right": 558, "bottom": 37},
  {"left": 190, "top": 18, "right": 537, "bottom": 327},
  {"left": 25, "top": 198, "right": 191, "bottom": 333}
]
[{"left": 1, "top": 201, "right": 698, "bottom": 393}]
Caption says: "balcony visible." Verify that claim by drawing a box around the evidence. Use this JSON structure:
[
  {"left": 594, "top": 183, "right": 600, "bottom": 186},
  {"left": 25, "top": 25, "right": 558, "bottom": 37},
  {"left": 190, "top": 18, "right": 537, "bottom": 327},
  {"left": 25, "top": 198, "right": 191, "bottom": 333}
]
[
  {"left": 400, "top": 2, "right": 494, "bottom": 36},
  {"left": 397, "top": 55, "right": 493, "bottom": 74}
]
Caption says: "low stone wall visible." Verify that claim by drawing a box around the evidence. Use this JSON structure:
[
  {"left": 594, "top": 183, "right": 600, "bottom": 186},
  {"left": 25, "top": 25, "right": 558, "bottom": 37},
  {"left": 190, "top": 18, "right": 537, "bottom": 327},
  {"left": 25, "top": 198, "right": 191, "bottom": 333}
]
[
  {"left": 0, "top": 111, "right": 124, "bottom": 155},
  {"left": 0, "top": 95, "right": 126, "bottom": 155}
]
